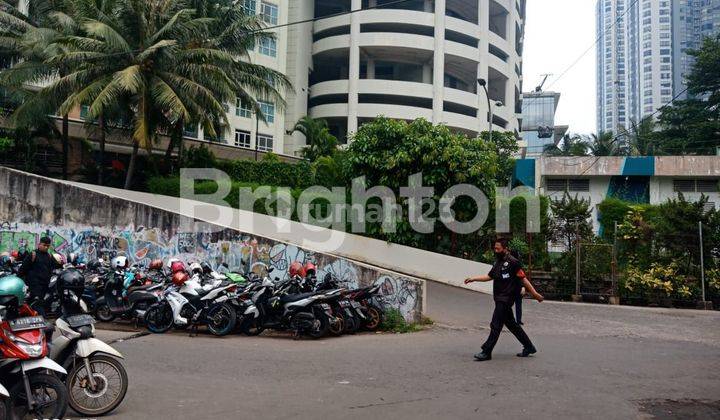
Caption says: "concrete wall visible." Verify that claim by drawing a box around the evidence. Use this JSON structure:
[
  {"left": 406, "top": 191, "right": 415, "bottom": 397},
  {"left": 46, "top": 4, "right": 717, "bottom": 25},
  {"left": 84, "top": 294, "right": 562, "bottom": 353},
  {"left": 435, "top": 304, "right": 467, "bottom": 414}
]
[{"left": 0, "top": 167, "right": 423, "bottom": 322}]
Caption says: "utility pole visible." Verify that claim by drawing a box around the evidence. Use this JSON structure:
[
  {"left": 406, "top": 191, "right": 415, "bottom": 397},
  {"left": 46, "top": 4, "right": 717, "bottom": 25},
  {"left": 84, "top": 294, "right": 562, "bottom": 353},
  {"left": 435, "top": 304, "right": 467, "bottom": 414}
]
[
  {"left": 572, "top": 221, "right": 582, "bottom": 302},
  {"left": 699, "top": 221, "right": 706, "bottom": 304},
  {"left": 254, "top": 110, "right": 260, "bottom": 161}
]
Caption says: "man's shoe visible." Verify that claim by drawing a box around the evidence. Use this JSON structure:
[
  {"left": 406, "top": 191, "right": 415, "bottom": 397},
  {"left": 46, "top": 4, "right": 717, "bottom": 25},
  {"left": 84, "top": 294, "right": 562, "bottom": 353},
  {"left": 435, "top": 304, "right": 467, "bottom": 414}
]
[
  {"left": 473, "top": 351, "right": 492, "bottom": 361},
  {"left": 516, "top": 347, "right": 537, "bottom": 357}
]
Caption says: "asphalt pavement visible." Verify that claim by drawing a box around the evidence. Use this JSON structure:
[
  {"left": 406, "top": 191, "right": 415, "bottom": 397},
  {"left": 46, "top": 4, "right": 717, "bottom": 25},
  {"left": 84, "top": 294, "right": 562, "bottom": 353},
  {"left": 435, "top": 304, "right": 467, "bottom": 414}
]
[{"left": 89, "top": 281, "right": 720, "bottom": 420}]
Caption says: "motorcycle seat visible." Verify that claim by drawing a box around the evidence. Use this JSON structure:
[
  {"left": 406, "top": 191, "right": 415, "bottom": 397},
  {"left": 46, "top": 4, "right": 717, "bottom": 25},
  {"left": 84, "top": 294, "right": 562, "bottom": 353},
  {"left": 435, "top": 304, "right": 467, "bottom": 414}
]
[
  {"left": 127, "top": 284, "right": 157, "bottom": 294},
  {"left": 280, "top": 292, "right": 317, "bottom": 304}
]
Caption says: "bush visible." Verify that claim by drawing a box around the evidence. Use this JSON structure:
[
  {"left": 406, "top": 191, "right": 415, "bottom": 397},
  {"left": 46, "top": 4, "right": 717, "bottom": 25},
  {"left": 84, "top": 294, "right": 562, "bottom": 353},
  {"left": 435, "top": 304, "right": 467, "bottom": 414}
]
[
  {"left": 312, "top": 155, "right": 343, "bottom": 188},
  {"left": 0, "top": 136, "right": 14, "bottom": 153},
  {"left": 379, "top": 308, "right": 423, "bottom": 333},
  {"left": 222, "top": 159, "right": 315, "bottom": 189},
  {"left": 597, "top": 197, "right": 632, "bottom": 241},
  {"left": 182, "top": 144, "right": 217, "bottom": 168}
]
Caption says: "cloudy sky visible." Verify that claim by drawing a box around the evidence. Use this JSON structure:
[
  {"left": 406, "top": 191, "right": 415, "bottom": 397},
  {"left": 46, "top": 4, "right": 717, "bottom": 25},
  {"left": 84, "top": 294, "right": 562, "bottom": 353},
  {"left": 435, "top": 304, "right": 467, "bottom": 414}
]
[{"left": 523, "top": 0, "right": 597, "bottom": 135}]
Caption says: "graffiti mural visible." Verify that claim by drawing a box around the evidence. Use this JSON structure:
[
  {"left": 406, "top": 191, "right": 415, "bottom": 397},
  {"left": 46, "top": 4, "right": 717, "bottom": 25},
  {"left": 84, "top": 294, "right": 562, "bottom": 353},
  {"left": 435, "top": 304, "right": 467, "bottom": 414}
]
[{"left": 1, "top": 221, "right": 421, "bottom": 321}]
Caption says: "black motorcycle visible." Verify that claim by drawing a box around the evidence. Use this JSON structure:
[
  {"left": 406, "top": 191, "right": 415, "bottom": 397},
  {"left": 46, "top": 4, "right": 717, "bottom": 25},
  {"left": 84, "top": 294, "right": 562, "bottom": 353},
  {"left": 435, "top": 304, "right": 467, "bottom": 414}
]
[{"left": 94, "top": 268, "right": 161, "bottom": 323}]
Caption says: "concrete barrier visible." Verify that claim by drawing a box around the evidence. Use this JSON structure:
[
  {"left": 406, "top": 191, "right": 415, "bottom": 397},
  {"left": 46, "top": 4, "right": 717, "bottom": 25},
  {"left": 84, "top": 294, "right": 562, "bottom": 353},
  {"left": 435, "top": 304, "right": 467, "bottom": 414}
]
[{"left": 0, "top": 167, "right": 425, "bottom": 321}]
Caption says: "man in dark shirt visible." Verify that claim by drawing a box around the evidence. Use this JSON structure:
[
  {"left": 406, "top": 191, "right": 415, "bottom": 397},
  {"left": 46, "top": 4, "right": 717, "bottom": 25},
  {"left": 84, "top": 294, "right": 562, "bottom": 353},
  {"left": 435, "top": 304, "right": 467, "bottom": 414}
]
[
  {"left": 19, "top": 236, "right": 59, "bottom": 315},
  {"left": 465, "top": 238, "right": 544, "bottom": 361}
]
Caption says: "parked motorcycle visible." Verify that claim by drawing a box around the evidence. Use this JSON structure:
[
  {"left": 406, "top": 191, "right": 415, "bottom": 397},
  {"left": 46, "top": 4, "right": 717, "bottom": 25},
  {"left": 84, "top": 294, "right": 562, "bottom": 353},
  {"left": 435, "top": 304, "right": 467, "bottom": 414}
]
[
  {"left": 49, "top": 269, "right": 128, "bottom": 416},
  {"left": 0, "top": 381, "right": 10, "bottom": 420},
  {"left": 0, "top": 275, "right": 68, "bottom": 420},
  {"left": 144, "top": 271, "right": 237, "bottom": 336},
  {"left": 94, "top": 256, "right": 161, "bottom": 323},
  {"left": 239, "top": 273, "right": 332, "bottom": 339}
]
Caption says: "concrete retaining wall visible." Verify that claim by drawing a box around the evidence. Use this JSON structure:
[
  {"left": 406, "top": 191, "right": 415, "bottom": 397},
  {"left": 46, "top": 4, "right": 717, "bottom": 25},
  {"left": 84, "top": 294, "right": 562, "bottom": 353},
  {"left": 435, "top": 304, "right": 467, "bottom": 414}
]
[{"left": 0, "top": 167, "right": 423, "bottom": 321}]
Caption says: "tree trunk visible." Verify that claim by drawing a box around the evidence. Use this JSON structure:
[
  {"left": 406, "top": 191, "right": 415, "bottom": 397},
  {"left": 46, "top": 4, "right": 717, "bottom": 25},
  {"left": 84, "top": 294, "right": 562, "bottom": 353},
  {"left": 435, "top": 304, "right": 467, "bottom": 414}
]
[
  {"left": 98, "top": 114, "right": 106, "bottom": 186},
  {"left": 124, "top": 140, "right": 139, "bottom": 190},
  {"left": 62, "top": 114, "right": 69, "bottom": 180}
]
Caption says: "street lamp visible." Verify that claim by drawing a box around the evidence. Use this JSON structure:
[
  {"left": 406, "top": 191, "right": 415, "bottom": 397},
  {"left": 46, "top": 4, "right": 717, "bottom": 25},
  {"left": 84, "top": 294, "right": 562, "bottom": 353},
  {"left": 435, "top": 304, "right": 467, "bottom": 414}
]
[{"left": 477, "top": 78, "right": 492, "bottom": 141}]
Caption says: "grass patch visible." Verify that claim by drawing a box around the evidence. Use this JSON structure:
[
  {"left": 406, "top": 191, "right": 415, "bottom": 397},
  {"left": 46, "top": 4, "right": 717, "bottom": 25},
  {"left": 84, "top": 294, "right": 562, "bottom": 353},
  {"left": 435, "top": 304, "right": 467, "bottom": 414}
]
[{"left": 379, "top": 309, "right": 431, "bottom": 333}]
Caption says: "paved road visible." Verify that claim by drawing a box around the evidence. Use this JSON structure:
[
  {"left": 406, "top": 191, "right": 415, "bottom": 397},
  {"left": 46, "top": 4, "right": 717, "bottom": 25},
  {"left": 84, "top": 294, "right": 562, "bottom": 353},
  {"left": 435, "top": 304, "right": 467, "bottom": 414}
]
[{"left": 88, "top": 282, "right": 719, "bottom": 420}]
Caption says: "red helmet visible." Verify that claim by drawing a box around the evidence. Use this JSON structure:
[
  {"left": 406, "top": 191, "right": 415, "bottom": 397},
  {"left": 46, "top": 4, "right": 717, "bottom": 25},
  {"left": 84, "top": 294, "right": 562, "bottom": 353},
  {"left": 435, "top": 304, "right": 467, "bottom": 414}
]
[
  {"left": 303, "top": 262, "right": 316, "bottom": 276},
  {"left": 10, "top": 250, "right": 19, "bottom": 260},
  {"left": 288, "top": 261, "right": 306, "bottom": 278},
  {"left": 172, "top": 271, "right": 189, "bottom": 287},
  {"left": 149, "top": 259, "right": 163, "bottom": 270},
  {"left": 170, "top": 260, "right": 185, "bottom": 274}
]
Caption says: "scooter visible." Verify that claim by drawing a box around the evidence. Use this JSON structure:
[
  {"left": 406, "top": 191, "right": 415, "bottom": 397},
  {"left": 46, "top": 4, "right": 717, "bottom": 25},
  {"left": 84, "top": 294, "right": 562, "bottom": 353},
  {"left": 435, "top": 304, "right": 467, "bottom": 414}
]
[
  {"left": 239, "top": 276, "right": 333, "bottom": 339},
  {"left": 94, "top": 268, "right": 161, "bottom": 323},
  {"left": 0, "top": 381, "right": 10, "bottom": 420},
  {"left": 144, "top": 278, "right": 237, "bottom": 336},
  {"left": 0, "top": 304, "right": 68, "bottom": 419},
  {"left": 50, "top": 312, "right": 128, "bottom": 416}
]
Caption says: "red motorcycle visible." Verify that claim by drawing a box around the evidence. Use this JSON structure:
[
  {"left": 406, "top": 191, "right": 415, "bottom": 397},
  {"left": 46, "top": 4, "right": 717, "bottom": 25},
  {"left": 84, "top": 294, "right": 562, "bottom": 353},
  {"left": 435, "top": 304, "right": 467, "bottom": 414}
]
[{"left": 0, "top": 300, "right": 68, "bottom": 419}]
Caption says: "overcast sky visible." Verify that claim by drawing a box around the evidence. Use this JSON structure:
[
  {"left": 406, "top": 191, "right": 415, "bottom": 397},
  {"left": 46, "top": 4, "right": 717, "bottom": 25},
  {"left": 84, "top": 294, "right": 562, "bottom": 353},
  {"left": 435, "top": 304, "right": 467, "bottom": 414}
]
[{"left": 523, "top": 0, "right": 597, "bottom": 135}]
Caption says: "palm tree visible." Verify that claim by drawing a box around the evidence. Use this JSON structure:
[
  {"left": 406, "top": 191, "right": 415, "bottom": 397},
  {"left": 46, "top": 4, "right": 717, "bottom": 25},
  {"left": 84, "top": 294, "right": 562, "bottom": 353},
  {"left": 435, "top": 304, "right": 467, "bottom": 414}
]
[
  {"left": 587, "top": 131, "right": 619, "bottom": 156},
  {"left": 543, "top": 134, "right": 588, "bottom": 156},
  {"left": 626, "top": 116, "right": 657, "bottom": 156},
  {"left": 293, "top": 116, "right": 338, "bottom": 161},
  {"left": 4, "top": 0, "right": 290, "bottom": 188}
]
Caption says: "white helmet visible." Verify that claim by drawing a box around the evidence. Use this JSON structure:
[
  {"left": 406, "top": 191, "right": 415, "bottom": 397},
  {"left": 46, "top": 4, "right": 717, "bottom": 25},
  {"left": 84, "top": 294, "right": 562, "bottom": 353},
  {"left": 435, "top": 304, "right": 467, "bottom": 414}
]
[
  {"left": 189, "top": 262, "right": 203, "bottom": 274},
  {"left": 111, "top": 255, "right": 128, "bottom": 270}
]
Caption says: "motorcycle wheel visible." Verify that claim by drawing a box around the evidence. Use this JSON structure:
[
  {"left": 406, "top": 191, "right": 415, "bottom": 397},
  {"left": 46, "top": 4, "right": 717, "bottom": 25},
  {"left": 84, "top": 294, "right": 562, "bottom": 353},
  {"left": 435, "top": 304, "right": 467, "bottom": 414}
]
[
  {"left": 344, "top": 315, "right": 359, "bottom": 334},
  {"left": 239, "top": 316, "right": 265, "bottom": 336},
  {"left": 364, "top": 305, "right": 383, "bottom": 331},
  {"left": 328, "top": 312, "right": 345, "bottom": 336},
  {"left": 1, "top": 396, "right": 10, "bottom": 420},
  {"left": 206, "top": 304, "right": 237, "bottom": 336},
  {"left": 10, "top": 373, "right": 68, "bottom": 420},
  {"left": 67, "top": 355, "right": 128, "bottom": 417},
  {"left": 307, "top": 313, "right": 330, "bottom": 339},
  {"left": 145, "top": 303, "right": 174, "bottom": 334},
  {"left": 95, "top": 303, "right": 116, "bottom": 322}
]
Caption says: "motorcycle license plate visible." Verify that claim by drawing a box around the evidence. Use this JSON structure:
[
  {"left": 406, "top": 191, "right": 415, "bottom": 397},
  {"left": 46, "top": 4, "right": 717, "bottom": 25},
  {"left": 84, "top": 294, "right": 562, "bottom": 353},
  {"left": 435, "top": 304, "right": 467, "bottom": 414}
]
[
  {"left": 9, "top": 316, "right": 46, "bottom": 332},
  {"left": 65, "top": 314, "right": 96, "bottom": 328}
]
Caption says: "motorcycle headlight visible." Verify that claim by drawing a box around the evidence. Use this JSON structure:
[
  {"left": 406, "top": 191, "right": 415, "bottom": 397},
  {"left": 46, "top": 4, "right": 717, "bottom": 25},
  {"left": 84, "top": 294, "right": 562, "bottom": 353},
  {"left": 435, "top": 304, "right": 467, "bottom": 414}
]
[{"left": 16, "top": 340, "right": 43, "bottom": 357}]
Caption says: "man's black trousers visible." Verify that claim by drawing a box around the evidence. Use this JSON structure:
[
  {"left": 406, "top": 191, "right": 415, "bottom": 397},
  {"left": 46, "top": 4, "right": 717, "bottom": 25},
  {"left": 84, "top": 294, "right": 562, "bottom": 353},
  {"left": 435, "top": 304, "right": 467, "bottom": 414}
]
[{"left": 481, "top": 300, "right": 534, "bottom": 354}]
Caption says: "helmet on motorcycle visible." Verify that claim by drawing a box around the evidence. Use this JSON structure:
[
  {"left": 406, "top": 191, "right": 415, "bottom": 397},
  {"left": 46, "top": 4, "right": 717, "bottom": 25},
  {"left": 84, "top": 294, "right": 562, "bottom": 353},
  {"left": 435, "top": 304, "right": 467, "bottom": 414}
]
[
  {"left": 148, "top": 259, "right": 163, "bottom": 270},
  {"left": 288, "top": 261, "right": 306, "bottom": 278},
  {"left": 169, "top": 259, "right": 185, "bottom": 274},
  {"left": 200, "top": 262, "right": 213, "bottom": 274},
  {"left": 172, "top": 271, "right": 189, "bottom": 287},
  {"left": 53, "top": 253, "right": 66, "bottom": 266},
  {"left": 57, "top": 269, "right": 85, "bottom": 294},
  {"left": 189, "top": 262, "right": 203, "bottom": 274},
  {"left": 303, "top": 262, "right": 317, "bottom": 277},
  {"left": 111, "top": 255, "right": 128, "bottom": 270},
  {"left": 10, "top": 250, "right": 19, "bottom": 260},
  {"left": 0, "top": 275, "right": 26, "bottom": 307}
]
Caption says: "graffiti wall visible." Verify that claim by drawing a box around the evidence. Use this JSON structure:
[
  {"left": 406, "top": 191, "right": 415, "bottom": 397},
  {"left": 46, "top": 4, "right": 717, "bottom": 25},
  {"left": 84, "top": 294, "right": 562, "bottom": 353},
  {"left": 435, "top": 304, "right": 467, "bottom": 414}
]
[{"left": 0, "top": 168, "right": 422, "bottom": 321}]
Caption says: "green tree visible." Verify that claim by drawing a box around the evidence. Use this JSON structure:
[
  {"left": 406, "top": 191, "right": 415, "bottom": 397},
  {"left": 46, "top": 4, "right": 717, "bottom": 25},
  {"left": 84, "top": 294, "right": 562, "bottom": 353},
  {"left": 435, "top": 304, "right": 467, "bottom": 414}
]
[
  {"left": 587, "top": 131, "right": 620, "bottom": 156},
  {"left": 2, "top": 0, "right": 290, "bottom": 188},
  {"left": 653, "top": 35, "right": 720, "bottom": 155},
  {"left": 626, "top": 116, "right": 658, "bottom": 156},
  {"left": 543, "top": 134, "right": 588, "bottom": 156},
  {"left": 478, "top": 130, "right": 519, "bottom": 185},
  {"left": 548, "top": 192, "right": 594, "bottom": 252},
  {"left": 293, "top": 116, "right": 338, "bottom": 162}
]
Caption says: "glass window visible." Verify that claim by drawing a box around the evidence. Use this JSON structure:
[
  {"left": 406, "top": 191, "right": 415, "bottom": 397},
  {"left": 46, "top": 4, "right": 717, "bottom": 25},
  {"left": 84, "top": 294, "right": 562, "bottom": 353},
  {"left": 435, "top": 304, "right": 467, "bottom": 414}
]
[
  {"left": 259, "top": 101, "right": 274, "bottom": 123},
  {"left": 236, "top": 98, "right": 252, "bottom": 118},
  {"left": 257, "top": 134, "right": 273, "bottom": 152},
  {"left": 242, "top": 0, "right": 256, "bottom": 15},
  {"left": 259, "top": 36, "right": 276, "bottom": 57},
  {"left": 235, "top": 130, "right": 251, "bottom": 148},
  {"left": 261, "top": 2, "right": 278, "bottom": 25}
]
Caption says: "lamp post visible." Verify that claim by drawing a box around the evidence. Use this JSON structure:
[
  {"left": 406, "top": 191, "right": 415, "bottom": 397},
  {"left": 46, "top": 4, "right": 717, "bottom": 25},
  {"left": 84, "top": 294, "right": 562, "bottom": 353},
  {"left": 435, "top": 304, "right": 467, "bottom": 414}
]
[
  {"left": 254, "top": 109, "right": 260, "bottom": 161},
  {"left": 477, "top": 78, "right": 492, "bottom": 141}
]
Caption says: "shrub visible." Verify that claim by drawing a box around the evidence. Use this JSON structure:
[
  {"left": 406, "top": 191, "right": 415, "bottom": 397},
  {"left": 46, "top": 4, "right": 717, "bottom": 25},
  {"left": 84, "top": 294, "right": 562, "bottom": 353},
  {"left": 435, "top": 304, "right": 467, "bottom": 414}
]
[
  {"left": 379, "top": 308, "right": 423, "bottom": 333},
  {"left": 182, "top": 144, "right": 217, "bottom": 168}
]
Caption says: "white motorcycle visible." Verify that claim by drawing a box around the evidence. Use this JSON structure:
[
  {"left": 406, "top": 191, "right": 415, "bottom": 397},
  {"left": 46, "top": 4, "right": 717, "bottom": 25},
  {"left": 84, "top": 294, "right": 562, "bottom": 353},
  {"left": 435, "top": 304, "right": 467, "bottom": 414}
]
[
  {"left": 1, "top": 381, "right": 10, "bottom": 420},
  {"left": 145, "top": 275, "right": 237, "bottom": 336},
  {"left": 50, "top": 313, "right": 128, "bottom": 417}
]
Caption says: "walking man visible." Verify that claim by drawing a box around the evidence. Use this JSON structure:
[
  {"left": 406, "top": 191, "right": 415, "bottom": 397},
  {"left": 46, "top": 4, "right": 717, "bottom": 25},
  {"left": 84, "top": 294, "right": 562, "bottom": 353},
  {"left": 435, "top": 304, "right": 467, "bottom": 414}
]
[
  {"left": 465, "top": 238, "right": 544, "bottom": 361},
  {"left": 19, "top": 236, "right": 59, "bottom": 315}
]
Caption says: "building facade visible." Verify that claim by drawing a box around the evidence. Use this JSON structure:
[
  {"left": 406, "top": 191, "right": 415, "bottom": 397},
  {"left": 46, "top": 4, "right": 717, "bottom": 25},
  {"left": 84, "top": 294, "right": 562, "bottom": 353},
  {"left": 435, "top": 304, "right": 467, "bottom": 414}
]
[
  {"left": 514, "top": 156, "right": 720, "bottom": 232},
  {"left": 597, "top": 0, "right": 720, "bottom": 134},
  {"left": 520, "top": 90, "right": 568, "bottom": 158}
]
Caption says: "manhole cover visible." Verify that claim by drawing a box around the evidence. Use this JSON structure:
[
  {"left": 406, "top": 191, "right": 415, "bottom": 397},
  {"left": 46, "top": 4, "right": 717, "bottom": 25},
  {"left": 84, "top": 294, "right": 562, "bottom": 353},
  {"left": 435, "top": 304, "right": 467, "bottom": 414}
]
[{"left": 637, "top": 399, "right": 720, "bottom": 419}]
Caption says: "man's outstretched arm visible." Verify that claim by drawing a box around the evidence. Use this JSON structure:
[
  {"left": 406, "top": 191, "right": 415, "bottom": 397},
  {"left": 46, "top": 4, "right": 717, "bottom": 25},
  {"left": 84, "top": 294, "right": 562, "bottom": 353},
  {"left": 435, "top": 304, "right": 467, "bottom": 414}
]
[
  {"left": 464, "top": 274, "right": 492, "bottom": 284},
  {"left": 521, "top": 277, "right": 544, "bottom": 302}
]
